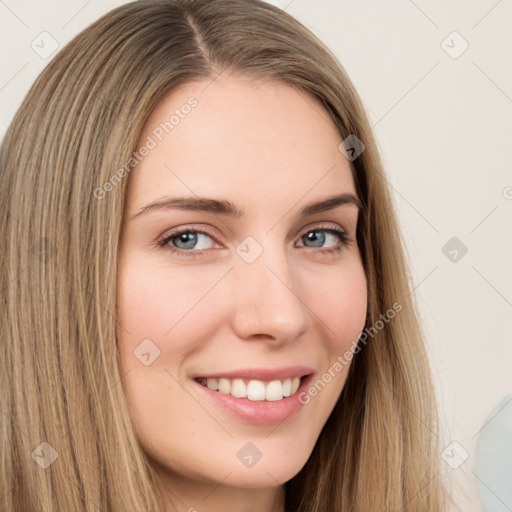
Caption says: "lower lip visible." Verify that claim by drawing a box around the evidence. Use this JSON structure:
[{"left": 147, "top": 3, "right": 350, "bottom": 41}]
[{"left": 192, "top": 375, "right": 314, "bottom": 425}]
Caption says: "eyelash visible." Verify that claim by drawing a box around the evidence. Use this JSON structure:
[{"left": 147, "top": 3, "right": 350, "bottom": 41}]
[{"left": 156, "top": 223, "right": 353, "bottom": 259}]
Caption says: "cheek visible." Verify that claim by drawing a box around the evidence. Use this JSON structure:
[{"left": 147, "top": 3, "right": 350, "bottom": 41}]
[
  {"left": 307, "top": 260, "right": 368, "bottom": 352},
  {"left": 115, "top": 258, "right": 221, "bottom": 456},
  {"left": 117, "top": 256, "right": 232, "bottom": 352}
]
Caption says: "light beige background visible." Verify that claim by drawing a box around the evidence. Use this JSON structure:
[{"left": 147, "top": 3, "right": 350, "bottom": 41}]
[{"left": 1, "top": 1, "right": 511, "bottom": 510}]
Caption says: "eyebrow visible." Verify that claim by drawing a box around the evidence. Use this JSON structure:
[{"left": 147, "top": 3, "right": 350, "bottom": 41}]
[{"left": 131, "top": 192, "right": 363, "bottom": 221}]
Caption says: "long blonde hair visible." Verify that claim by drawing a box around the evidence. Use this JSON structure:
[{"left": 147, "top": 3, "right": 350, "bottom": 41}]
[{"left": 0, "top": 0, "right": 446, "bottom": 510}]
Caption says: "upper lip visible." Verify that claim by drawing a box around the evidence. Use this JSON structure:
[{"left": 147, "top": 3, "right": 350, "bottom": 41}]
[{"left": 193, "top": 366, "right": 314, "bottom": 382}]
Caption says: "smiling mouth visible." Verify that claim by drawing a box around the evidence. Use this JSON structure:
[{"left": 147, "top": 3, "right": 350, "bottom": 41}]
[{"left": 194, "top": 376, "right": 304, "bottom": 402}]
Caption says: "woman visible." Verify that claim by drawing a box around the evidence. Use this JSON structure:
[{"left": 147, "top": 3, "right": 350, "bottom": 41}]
[{"left": 0, "top": 0, "right": 448, "bottom": 510}]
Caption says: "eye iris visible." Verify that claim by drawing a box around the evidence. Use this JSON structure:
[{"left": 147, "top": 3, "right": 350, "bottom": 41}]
[
  {"left": 305, "top": 231, "right": 325, "bottom": 247},
  {"left": 174, "top": 232, "right": 198, "bottom": 249}
]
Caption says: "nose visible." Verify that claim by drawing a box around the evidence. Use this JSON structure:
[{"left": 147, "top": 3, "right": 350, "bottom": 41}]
[{"left": 229, "top": 246, "right": 310, "bottom": 345}]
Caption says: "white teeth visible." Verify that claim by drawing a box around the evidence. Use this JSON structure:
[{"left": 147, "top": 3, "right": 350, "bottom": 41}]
[
  {"left": 199, "top": 376, "right": 303, "bottom": 401},
  {"left": 218, "top": 378, "right": 231, "bottom": 394},
  {"left": 231, "top": 378, "right": 247, "bottom": 398},
  {"left": 265, "top": 380, "right": 283, "bottom": 401},
  {"left": 206, "top": 378, "right": 218, "bottom": 391},
  {"left": 282, "top": 378, "right": 292, "bottom": 397},
  {"left": 291, "top": 377, "right": 300, "bottom": 395},
  {"left": 247, "top": 380, "right": 266, "bottom": 400}
]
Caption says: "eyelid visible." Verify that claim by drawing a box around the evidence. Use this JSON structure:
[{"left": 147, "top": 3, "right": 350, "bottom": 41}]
[
  {"left": 157, "top": 221, "right": 349, "bottom": 242},
  {"left": 297, "top": 221, "right": 348, "bottom": 238},
  {"left": 156, "top": 224, "right": 220, "bottom": 247}
]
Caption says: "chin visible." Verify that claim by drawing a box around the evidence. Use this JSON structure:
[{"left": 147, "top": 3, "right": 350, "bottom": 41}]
[{"left": 219, "top": 439, "right": 315, "bottom": 488}]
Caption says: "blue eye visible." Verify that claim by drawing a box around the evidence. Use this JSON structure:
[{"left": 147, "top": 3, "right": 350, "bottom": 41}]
[
  {"left": 157, "top": 226, "right": 215, "bottom": 258},
  {"left": 157, "top": 225, "right": 351, "bottom": 258},
  {"left": 166, "top": 230, "right": 214, "bottom": 251},
  {"left": 298, "top": 228, "right": 349, "bottom": 250}
]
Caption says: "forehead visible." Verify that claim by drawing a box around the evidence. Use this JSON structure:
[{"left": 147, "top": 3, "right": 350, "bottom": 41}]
[{"left": 124, "top": 75, "right": 356, "bottom": 214}]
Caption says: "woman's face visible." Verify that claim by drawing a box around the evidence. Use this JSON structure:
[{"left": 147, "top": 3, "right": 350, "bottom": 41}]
[{"left": 117, "top": 75, "right": 367, "bottom": 496}]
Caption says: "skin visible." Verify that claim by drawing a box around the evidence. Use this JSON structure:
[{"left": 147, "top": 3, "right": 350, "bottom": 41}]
[{"left": 116, "top": 74, "right": 368, "bottom": 512}]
